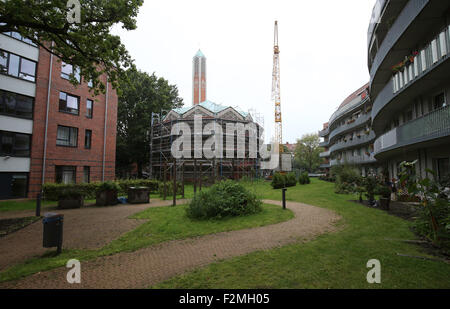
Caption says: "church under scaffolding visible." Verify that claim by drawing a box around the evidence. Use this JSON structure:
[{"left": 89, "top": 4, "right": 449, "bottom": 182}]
[{"left": 149, "top": 100, "right": 264, "bottom": 182}]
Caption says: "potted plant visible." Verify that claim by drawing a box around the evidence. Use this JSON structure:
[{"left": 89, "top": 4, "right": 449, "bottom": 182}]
[
  {"left": 96, "top": 181, "right": 119, "bottom": 206},
  {"left": 58, "top": 187, "right": 84, "bottom": 209},
  {"left": 376, "top": 185, "right": 391, "bottom": 210}
]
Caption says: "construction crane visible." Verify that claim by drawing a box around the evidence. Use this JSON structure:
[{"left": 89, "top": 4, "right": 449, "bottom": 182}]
[{"left": 272, "top": 20, "right": 283, "bottom": 154}]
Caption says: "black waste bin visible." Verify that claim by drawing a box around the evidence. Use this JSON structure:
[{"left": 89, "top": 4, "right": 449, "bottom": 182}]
[{"left": 43, "top": 213, "right": 64, "bottom": 253}]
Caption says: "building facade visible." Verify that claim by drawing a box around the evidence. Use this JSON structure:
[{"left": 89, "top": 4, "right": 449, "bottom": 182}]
[
  {"left": 150, "top": 100, "right": 263, "bottom": 181},
  {"left": 369, "top": 0, "right": 450, "bottom": 182},
  {"left": 319, "top": 84, "right": 378, "bottom": 176},
  {"left": 320, "top": 0, "right": 450, "bottom": 182},
  {"left": 0, "top": 33, "right": 117, "bottom": 199}
]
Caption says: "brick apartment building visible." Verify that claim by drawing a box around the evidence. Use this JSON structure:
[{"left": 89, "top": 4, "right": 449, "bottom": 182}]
[{"left": 0, "top": 32, "right": 117, "bottom": 199}]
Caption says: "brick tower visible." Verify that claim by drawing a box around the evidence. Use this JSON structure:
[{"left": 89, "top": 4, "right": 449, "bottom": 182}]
[{"left": 192, "top": 49, "right": 206, "bottom": 105}]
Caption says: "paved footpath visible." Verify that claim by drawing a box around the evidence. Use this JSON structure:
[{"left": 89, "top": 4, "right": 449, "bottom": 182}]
[
  {"left": 0, "top": 200, "right": 340, "bottom": 289},
  {"left": 0, "top": 199, "right": 188, "bottom": 271}
]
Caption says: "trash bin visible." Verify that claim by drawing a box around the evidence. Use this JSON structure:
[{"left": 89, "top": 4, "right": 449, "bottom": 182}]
[{"left": 43, "top": 213, "right": 64, "bottom": 252}]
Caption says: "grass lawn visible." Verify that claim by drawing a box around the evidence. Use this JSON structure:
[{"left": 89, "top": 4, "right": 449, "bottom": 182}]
[
  {"left": 153, "top": 179, "right": 450, "bottom": 289},
  {"left": 0, "top": 203, "right": 293, "bottom": 283}
]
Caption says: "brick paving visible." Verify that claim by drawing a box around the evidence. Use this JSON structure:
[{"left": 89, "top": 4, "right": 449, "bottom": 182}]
[
  {"left": 0, "top": 199, "right": 187, "bottom": 272},
  {"left": 0, "top": 200, "right": 340, "bottom": 289}
]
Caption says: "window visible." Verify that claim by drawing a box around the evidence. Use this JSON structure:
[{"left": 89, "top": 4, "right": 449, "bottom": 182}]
[
  {"left": 434, "top": 93, "right": 446, "bottom": 110},
  {"left": 0, "top": 131, "right": 31, "bottom": 157},
  {"left": 61, "top": 62, "right": 81, "bottom": 83},
  {"left": 0, "top": 173, "right": 29, "bottom": 199},
  {"left": 83, "top": 166, "right": 90, "bottom": 183},
  {"left": 0, "top": 90, "right": 33, "bottom": 119},
  {"left": 56, "top": 125, "right": 78, "bottom": 147},
  {"left": 59, "top": 91, "right": 79, "bottom": 115},
  {"left": 55, "top": 166, "right": 76, "bottom": 184},
  {"left": 86, "top": 99, "right": 93, "bottom": 118},
  {"left": 2, "top": 31, "right": 37, "bottom": 46},
  {"left": 0, "top": 50, "right": 36, "bottom": 82},
  {"left": 85, "top": 130, "right": 92, "bottom": 149},
  {"left": 87, "top": 79, "right": 93, "bottom": 88},
  {"left": 435, "top": 158, "right": 449, "bottom": 181},
  {"left": 403, "top": 109, "right": 413, "bottom": 122}
]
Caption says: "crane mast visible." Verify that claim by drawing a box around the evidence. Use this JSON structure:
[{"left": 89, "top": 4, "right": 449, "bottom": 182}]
[{"left": 272, "top": 21, "right": 283, "bottom": 153}]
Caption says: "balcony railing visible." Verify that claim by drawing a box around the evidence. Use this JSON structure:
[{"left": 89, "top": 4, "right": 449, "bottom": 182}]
[
  {"left": 320, "top": 151, "right": 330, "bottom": 158},
  {"left": 320, "top": 163, "right": 331, "bottom": 169},
  {"left": 319, "top": 140, "right": 329, "bottom": 147},
  {"left": 329, "top": 112, "right": 371, "bottom": 142},
  {"left": 375, "top": 105, "right": 450, "bottom": 155},
  {"left": 329, "top": 131, "right": 376, "bottom": 155},
  {"left": 319, "top": 127, "right": 329, "bottom": 137},
  {"left": 330, "top": 154, "right": 377, "bottom": 167},
  {"left": 369, "top": 0, "right": 429, "bottom": 87}
]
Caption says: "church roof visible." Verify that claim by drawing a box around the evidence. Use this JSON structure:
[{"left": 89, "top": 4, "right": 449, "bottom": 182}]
[
  {"left": 170, "top": 100, "right": 249, "bottom": 119},
  {"left": 194, "top": 49, "right": 205, "bottom": 58}
]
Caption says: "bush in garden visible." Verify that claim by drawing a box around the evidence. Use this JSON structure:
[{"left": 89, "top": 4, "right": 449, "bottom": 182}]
[
  {"left": 285, "top": 172, "right": 297, "bottom": 187},
  {"left": 332, "top": 164, "right": 360, "bottom": 194},
  {"left": 158, "top": 181, "right": 183, "bottom": 197},
  {"left": 298, "top": 172, "right": 310, "bottom": 185},
  {"left": 43, "top": 179, "right": 160, "bottom": 200},
  {"left": 271, "top": 172, "right": 286, "bottom": 189},
  {"left": 363, "top": 176, "right": 379, "bottom": 204},
  {"left": 186, "top": 180, "right": 262, "bottom": 220},
  {"left": 413, "top": 198, "right": 450, "bottom": 252}
]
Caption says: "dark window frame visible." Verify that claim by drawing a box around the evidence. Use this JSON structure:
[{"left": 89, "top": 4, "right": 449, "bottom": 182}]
[
  {"left": 0, "top": 49, "right": 37, "bottom": 82},
  {"left": 83, "top": 166, "right": 90, "bottom": 183},
  {"left": 86, "top": 99, "right": 93, "bottom": 118},
  {"left": 84, "top": 129, "right": 92, "bottom": 149},
  {"left": 55, "top": 166, "right": 77, "bottom": 184},
  {"left": 0, "top": 130, "right": 32, "bottom": 157},
  {"left": 59, "top": 91, "right": 80, "bottom": 115},
  {"left": 2, "top": 32, "right": 37, "bottom": 47},
  {"left": 0, "top": 89, "right": 34, "bottom": 119},
  {"left": 56, "top": 125, "right": 78, "bottom": 148},
  {"left": 60, "top": 61, "right": 81, "bottom": 83}
]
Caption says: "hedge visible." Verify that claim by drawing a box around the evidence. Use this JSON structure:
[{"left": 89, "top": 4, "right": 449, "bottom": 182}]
[{"left": 43, "top": 179, "right": 159, "bottom": 200}]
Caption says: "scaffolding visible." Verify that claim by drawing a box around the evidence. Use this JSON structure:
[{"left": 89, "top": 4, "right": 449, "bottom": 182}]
[{"left": 149, "top": 114, "right": 264, "bottom": 185}]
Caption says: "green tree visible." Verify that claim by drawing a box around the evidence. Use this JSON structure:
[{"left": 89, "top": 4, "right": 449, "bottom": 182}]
[
  {"left": 117, "top": 67, "right": 183, "bottom": 177},
  {"left": 294, "top": 134, "right": 324, "bottom": 173},
  {"left": 0, "top": 0, "right": 144, "bottom": 94}
]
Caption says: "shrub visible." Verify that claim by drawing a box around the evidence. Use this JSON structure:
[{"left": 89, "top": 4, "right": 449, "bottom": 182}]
[
  {"left": 271, "top": 172, "right": 286, "bottom": 189},
  {"left": 158, "top": 181, "right": 183, "bottom": 197},
  {"left": 298, "top": 172, "right": 310, "bottom": 185},
  {"left": 97, "top": 181, "right": 120, "bottom": 193},
  {"left": 186, "top": 180, "right": 262, "bottom": 220},
  {"left": 375, "top": 185, "right": 391, "bottom": 199},
  {"left": 413, "top": 198, "right": 450, "bottom": 251},
  {"left": 286, "top": 172, "right": 297, "bottom": 187},
  {"left": 43, "top": 179, "right": 159, "bottom": 200},
  {"left": 332, "top": 164, "right": 360, "bottom": 194},
  {"left": 363, "top": 176, "right": 379, "bottom": 203},
  {"left": 271, "top": 172, "right": 296, "bottom": 189}
]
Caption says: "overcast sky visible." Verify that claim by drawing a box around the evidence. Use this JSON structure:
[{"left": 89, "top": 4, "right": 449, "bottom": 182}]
[{"left": 112, "top": 0, "right": 377, "bottom": 143}]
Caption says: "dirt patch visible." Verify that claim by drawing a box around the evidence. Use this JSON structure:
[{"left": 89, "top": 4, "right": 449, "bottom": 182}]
[
  {"left": 350, "top": 199, "right": 420, "bottom": 221},
  {"left": 0, "top": 217, "right": 41, "bottom": 238}
]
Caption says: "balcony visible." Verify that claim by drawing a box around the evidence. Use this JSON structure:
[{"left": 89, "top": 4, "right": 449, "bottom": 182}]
[
  {"left": 374, "top": 105, "right": 450, "bottom": 157},
  {"left": 330, "top": 154, "right": 377, "bottom": 167},
  {"left": 328, "top": 113, "right": 371, "bottom": 143},
  {"left": 319, "top": 127, "right": 329, "bottom": 137},
  {"left": 320, "top": 163, "right": 331, "bottom": 169},
  {"left": 319, "top": 140, "right": 329, "bottom": 147},
  {"left": 371, "top": 25, "right": 450, "bottom": 134},
  {"left": 320, "top": 151, "right": 330, "bottom": 158},
  {"left": 329, "top": 131, "right": 376, "bottom": 155},
  {"left": 369, "top": 0, "right": 430, "bottom": 98}
]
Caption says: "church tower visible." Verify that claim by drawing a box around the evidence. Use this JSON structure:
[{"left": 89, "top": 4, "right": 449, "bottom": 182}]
[{"left": 192, "top": 50, "right": 206, "bottom": 105}]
